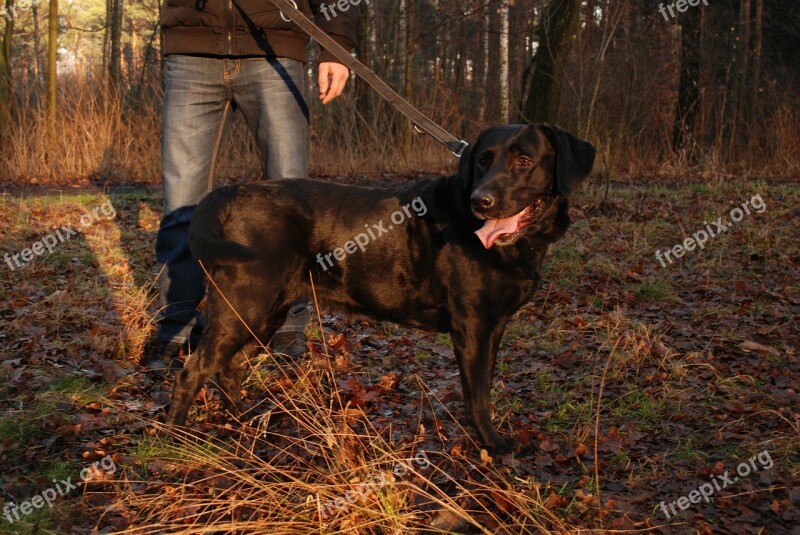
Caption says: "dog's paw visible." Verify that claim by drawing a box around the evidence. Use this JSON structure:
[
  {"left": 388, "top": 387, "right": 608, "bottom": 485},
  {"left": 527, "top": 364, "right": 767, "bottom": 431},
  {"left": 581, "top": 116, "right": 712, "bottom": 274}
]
[{"left": 485, "top": 436, "right": 521, "bottom": 455}]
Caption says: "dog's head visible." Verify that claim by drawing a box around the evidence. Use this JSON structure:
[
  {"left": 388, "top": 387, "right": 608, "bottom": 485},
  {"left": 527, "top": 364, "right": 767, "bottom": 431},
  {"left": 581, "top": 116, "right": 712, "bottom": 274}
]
[{"left": 458, "top": 124, "right": 595, "bottom": 249}]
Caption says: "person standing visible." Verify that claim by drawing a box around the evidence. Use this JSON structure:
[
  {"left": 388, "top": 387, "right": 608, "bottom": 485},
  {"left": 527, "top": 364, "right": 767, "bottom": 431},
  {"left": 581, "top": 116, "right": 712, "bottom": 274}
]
[{"left": 143, "top": 0, "right": 359, "bottom": 365}]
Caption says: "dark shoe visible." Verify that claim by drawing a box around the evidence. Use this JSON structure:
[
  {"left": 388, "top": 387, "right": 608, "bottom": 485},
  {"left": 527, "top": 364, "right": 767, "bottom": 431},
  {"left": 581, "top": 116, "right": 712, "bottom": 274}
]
[
  {"left": 140, "top": 338, "right": 187, "bottom": 370},
  {"left": 270, "top": 301, "right": 310, "bottom": 358}
]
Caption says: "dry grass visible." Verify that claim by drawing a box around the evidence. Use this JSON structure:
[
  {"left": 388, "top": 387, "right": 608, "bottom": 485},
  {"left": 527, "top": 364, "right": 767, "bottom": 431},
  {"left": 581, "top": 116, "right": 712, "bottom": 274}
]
[
  {"left": 109, "top": 280, "right": 585, "bottom": 533},
  {"left": 109, "top": 357, "right": 579, "bottom": 533},
  {"left": 1, "top": 74, "right": 798, "bottom": 185}
]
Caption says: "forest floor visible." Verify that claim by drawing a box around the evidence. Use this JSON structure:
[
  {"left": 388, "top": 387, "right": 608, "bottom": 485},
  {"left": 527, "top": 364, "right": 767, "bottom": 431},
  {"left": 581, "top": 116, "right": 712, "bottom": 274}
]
[{"left": 0, "top": 175, "right": 798, "bottom": 534}]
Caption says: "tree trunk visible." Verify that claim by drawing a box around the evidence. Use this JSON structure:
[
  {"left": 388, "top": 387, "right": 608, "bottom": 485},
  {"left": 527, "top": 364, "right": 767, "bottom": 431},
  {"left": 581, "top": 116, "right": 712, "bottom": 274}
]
[
  {"left": 32, "top": 1, "right": 44, "bottom": 92},
  {"left": 103, "top": 0, "right": 110, "bottom": 71},
  {"left": 355, "top": 0, "right": 374, "bottom": 126},
  {"left": 520, "top": 0, "right": 581, "bottom": 124},
  {"left": 129, "top": 16, "right": 136, "bottom": 83},
  {"left": 398, "top": 0, "right": 412, "bottom": 146},
  {"left": 453, "top": 6, "right": 464, "bottom": 106},
  {"left": 478, "top": 1, "right": 489, "bottom": 122},
  {"left": 135, "top": 17, "right": 160, "bottom": 96},
  {"left": 748, "top": 0, "right": 762, "bottom": 118},
  {"left": 583, "top": 0, "right": 622, "bottom": 138},
  {"left": 1, "top": 0, "right": 13, "bottom": 118},
  {"left": 673, "top": 2, "right": 701, "bottom": 152},
  {"left": 47, "top": 0, "right": 57, "bottom": 132},
  {"left": 403, "top": 0, "right": 413, "bottom": 101},
  {"left": 397, "top": 0, "right": 406, "bottom": 89},
  {"left": 733, "top": 0, "right": 751, "bottom": 150},
  {"left": 498, "top": 0, "right": 509, "bottom": 122},
  {"left": 738, "top": 0, "right": 751, "bottom": 126},
  {"left": 109, "top": 0, "right": 123, "bottom": 88},
  {"left": 584, "top": 0, "right": 594, "bottom": 48}
]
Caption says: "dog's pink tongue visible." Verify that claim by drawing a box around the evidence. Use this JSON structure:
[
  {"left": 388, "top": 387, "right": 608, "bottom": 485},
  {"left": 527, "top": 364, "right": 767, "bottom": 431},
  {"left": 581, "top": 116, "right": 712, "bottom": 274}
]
[{"left": 475, "top": 211, "right": 524, "bottom": 249}]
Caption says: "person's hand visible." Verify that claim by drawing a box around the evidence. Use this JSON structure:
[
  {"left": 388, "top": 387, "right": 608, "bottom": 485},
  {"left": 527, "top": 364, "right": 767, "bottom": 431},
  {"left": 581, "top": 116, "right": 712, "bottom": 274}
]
[{"left": 318, "top": 62, "right": 349, "bottom": 104}]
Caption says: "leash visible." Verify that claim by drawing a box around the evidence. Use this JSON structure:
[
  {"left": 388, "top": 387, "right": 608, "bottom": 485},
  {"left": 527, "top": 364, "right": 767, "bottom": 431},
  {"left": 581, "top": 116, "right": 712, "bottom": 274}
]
[{"left": 270, "top": 0, "right": 469, "bottom": 158}]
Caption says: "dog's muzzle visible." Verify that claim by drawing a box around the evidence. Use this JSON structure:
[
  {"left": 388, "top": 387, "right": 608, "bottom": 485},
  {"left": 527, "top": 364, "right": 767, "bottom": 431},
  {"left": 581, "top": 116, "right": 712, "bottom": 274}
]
[{"left": 474, "top": 196, "right": 557, "bottom": 249}]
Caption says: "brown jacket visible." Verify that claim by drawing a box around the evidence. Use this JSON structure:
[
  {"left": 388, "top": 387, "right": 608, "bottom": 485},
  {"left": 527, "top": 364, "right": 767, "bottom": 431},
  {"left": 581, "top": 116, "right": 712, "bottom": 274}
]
[{"left": 160, "top": 0, "right": 358, "bottom": 63}]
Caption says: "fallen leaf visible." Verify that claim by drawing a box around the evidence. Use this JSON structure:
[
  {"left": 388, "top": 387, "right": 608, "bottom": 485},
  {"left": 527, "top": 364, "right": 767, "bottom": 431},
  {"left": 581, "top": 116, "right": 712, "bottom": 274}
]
[{"left": 739, "top": 340, "right": 779, "bottom": 355}]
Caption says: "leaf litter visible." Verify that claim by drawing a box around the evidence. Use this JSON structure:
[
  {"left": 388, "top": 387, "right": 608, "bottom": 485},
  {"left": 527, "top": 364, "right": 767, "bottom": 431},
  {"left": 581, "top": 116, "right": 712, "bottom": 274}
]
[{"left": 0, "top": 179, "right": 797, "bottom": 533}]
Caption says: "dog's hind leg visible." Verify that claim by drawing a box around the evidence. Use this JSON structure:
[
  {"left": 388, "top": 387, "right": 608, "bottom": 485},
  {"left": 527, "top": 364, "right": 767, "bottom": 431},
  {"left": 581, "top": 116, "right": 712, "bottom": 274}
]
[
  {"left": 212, "top": 310, "right": 290, "bottom": 419},
  {"left": 215, "top": 340, "right": 259, "bottom": 417},
  {"left": 166, "top": 330, "right": 252, "bottom": 427}
]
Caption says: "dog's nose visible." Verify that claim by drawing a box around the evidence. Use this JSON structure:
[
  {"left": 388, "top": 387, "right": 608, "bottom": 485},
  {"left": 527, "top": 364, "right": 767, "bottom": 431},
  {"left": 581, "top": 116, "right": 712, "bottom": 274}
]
[{"left": 471, "top": 193, "right": 496, "bottom": 212}]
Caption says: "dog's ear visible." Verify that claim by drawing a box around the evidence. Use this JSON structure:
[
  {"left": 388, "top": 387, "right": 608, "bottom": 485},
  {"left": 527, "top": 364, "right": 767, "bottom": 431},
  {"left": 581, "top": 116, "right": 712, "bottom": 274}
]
[{"left": 541, "top": 125, "right": 596, "bottom": 197}]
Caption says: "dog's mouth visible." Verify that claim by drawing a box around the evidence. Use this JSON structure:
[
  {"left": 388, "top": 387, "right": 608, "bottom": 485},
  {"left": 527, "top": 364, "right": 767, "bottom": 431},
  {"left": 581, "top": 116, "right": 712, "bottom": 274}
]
[{"left": 474, "top": 197, "right": 553, "bottom": 249}]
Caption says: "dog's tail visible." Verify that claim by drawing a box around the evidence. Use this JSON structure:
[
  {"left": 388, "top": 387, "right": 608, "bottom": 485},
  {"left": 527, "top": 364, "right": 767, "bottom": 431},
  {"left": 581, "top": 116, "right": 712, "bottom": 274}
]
[{"left": 189, "top": 186, "right": 259, "bottom": 266}]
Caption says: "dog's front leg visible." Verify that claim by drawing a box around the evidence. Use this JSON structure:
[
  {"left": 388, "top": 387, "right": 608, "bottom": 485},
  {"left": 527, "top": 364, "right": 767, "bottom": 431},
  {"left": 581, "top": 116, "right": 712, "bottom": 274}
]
[{"left": 450, "top": 324, "right": 520, "bottom": 454}]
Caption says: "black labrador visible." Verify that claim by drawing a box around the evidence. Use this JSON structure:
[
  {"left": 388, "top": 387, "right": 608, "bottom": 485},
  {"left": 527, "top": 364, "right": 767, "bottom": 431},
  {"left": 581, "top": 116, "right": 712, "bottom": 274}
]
[{"left": 166, "top": 124, "right": 595, "bottom": 453}]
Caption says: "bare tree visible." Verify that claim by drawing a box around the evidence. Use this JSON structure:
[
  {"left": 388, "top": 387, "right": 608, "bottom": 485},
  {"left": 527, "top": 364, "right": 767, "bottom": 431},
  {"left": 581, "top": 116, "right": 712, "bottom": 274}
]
[
  {"left": 520, "top": 0, "right": 581, "bottom": 123},
  {"left": 109, "top": 0, "right": 123, "bottom": 87},
  {"left": 498, "top": 0, "right": 509, "bottom": 122},
  {"left": 478, "top": 0, "right": 489, "bottom": 122},
  {"left": 355, "top": 0, "right": 376, "bottom": 125},
  {"left": 0, "top": 0, "right": 13, "bottom": 118},
  {"left": 32, "top": 1, "right": 44, "bottom": 91},
  {"left": 673, "top": 1, "right": 701, "bottom": 152},
  {"left": 47, "top": 0, "right": 57, "bottom": 131},
  {"left": 748, "top": 0, "right": 763, "bottom": 117}
]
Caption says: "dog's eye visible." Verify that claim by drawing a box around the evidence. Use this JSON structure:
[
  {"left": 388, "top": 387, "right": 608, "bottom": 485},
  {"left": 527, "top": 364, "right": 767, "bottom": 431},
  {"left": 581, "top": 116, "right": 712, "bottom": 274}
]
[
  {"left": 476, "top": 153, "right": 491, "bottom": 168},
  {"left": 516, "top": 156, "right": 533, "bottom": 168}
]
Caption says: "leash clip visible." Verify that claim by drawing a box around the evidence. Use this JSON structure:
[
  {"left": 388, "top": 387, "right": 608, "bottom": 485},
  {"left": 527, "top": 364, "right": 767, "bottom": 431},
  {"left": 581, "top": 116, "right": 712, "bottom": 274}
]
[
  {"left": 452, "top": 139, "right": 469, "bottom": 158},
  {"left": 413, "top": 124, "right": 468, "bottom": 158}
]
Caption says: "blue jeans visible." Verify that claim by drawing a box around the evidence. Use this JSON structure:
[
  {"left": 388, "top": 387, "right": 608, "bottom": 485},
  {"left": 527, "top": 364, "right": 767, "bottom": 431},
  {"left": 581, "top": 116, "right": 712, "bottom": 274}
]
[{"left": 155, "top": 55, "right": 309, "bottom": 345}]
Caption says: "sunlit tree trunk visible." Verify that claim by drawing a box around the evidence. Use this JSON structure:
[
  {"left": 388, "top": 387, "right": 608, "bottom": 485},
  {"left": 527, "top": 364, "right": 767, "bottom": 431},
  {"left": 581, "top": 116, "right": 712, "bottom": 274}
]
[
  {"left": 47, "top": 0, "right": 57, "bottom": 132},
  {"left": 32, "top": 1, "right": 44, "bottom": 92},
  {"left": 103, "top": 0, "right": 110, "bottom": 71},
  {"left": 0, "top": 0, "right": 13, "bottom": 118},
  {"left": 109, "top": 0, "right": 123, "bottom": 88},
  {"left": 402, "top": 0, "right": 413, "bottom": 102},
  {"left": 521, "top": 0, "right": 581, "bottom": 124},
  {"left": 129, "top": 16, "right": 137, "bottom": 83},
  {"left": 498, "top": 0, "right": 509, "bottom": 122},
  {"left": 478, "top": 2, "right": 489, "bottom": 122}
]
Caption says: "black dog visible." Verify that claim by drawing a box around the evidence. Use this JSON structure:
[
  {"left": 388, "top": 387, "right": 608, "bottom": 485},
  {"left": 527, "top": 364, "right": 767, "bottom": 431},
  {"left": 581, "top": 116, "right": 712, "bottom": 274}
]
[{"left": 166, "top": 124, "right": 595, "bottom": 453}]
